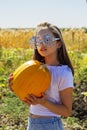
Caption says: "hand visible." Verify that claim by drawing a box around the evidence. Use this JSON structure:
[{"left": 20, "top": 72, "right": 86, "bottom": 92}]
[
  {"left": 8, "top": 73, "right": 14, "bottom": 92},
  {"left": 23, "top": 93, "right": 47, "bottom": 106}
]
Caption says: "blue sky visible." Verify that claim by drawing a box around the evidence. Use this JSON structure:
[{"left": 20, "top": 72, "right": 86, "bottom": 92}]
[{"left": 0, "top": 0, "right": 87, "bottom": 28}]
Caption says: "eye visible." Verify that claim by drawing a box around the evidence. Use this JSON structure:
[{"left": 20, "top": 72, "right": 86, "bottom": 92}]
[
  {"left": 29, "top": 36, "right": 36, "bottom": 49},
  {"left": 31, "top": 36, "right": 36, "bottom": 43},
  {"left": 44, "top": 34, "right": 52, "bottom": 44},
  {"left": 36, "top": 36, "right": 42, "bottom": 43}
]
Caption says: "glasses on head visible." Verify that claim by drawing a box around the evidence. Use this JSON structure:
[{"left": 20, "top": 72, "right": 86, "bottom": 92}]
[{"left": 29, "top": 34, "right": 60, "bottom": 49}]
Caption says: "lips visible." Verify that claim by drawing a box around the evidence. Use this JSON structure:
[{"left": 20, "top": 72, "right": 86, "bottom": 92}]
[{"left": 40, "top": 47, "right": 47, "bottom": 51}]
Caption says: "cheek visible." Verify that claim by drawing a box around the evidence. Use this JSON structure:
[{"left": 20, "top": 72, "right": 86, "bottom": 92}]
[
  {"left": 36, "top": 44, "right": 58, "bottom": 56},
  {"left": 36, "top": 48, "right": 44, "bottom": 56},
  {"left": 46, "top": 45, "right": 58, "bottom": 55},
  {"left": 48, "top": 44, "right": 58, "bottom": 50},
  {"left": 48, "top": 47, "right": 57, "bottom": 53}
]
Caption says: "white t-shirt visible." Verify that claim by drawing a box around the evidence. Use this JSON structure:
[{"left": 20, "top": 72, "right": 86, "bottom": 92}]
[{"left": 30, "top": 65, "right": 74, "bottom": 117}]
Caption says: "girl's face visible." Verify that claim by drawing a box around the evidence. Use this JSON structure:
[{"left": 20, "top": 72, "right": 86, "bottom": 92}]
[{"left": 36, "top": 28, "right": 60, "bottom": 57}]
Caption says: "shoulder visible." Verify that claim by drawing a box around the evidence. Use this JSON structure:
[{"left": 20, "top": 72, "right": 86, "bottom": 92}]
[
  {"left": 47, "top": 65, "right": 73, "bottom": 78},
  {"left": 59, "top": 65, "right": 73, "bottom": 79},
  {"left": 58, "top": 65, "right": 74, "bottom": 91},
  {"left": 47, "top": 65, "right": 74, "bottom": 91},
  {"left": 57, "top": 65, "right": 73, "bottom": 82}
]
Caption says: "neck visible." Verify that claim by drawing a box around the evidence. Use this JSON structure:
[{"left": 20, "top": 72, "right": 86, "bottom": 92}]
[{"left": 45, "top": 55, "right": 59, "bottom": 66}]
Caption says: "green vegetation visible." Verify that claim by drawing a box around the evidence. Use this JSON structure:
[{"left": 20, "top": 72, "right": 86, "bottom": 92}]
[
  {"left": 0, "top": 48, "right": 33, "bottom": 130},
  {"left": 0, "top": 28, "right": 87, "bottom": 130}
]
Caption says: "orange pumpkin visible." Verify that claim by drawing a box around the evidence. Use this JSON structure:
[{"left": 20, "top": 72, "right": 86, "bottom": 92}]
[{"left": 12, "top": 60, "right": 51, "bottom": 100}]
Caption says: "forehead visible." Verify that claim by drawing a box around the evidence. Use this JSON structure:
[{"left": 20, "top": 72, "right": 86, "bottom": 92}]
[{"left": 36, "top": 28, "right": 54, "bottom": 37}]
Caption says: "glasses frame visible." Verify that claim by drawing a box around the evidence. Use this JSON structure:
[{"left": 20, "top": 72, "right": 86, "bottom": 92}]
[{"left": 29, "top": 34, "right": 60, "bottom": 49}]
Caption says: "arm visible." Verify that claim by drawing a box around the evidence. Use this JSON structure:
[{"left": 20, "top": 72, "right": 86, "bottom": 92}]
[
  {"left": 23, "top": 87, "right": 73, "bottom": 117},
  {"left": 42, "top": 87, "right": 73, "bottom": 117}
]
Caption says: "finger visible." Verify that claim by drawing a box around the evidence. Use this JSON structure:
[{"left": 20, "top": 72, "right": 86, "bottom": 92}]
[
  {"left": 41, "top": 92, "right": 46, "bottom": 97},
  {"left": 8, "top": 80, "right": 14, "bottom": 92},
  {"left": 25, "top": 94, "right": 31, "bottom": 100},
  {"left": 8, "top": 74, "right": 13, "bottom": 86},
  {"left": 24, "top": 96, "right": 34, "bottom": 103},
  {"left": 23, "top": 99, "right": 31, "bottom": 106},
  {"left": 30, "top": 94, "right": 37, "bottom": 101},
  {"left": 8, "top": 76, "right": 13, "bottom": 81},
  {"left": 8, "top": 79, "right": 13, "bottom": 87},
  {"left": 9, "top": 73, "right": 13, "bottom": 77},
  {"left": 8, "top": 73, "right": 13, "bottom": 80},
  {"left": 8, "top": 78, "right": 13, "bottom": 86},
  {"left": 26, "top": 94, "right": 36, "bottom": 101}
]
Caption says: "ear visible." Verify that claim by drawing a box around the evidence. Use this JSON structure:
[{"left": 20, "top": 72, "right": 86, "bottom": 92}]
[{"left": 57, "top": 41, "right": 61, "bottom": 48}]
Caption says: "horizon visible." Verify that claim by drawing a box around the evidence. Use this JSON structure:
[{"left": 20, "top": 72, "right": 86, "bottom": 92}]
[
  {"left": 0, "top": 0, "right": 87, "bottom": 28},
  {"left": 0, "top": 26, "right": 87, "bottom": 29}
]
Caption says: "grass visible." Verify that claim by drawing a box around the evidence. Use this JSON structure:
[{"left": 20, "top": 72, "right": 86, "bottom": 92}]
[
  {"left": 0, "top": 48, "right": 33, "bottom": 130},
  {"left": 0, "top": 87, "right": 29, "bottom": 130},
  {"left": 0, "top": 48, "right": 87, "bottom": 130}
]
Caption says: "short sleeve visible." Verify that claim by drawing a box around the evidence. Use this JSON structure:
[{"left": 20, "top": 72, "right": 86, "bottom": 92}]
[{"left": 58, "top": 68, "right": 74, "bottom": 91}]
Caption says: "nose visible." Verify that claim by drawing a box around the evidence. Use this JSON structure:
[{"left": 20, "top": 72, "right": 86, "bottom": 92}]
[{"left": 38, "top": 40, "right": 45, "bottom": 46}]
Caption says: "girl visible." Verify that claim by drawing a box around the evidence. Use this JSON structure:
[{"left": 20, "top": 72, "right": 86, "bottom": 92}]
[{"left": 9, "top": 22, "right": 74, "bottom": 130}]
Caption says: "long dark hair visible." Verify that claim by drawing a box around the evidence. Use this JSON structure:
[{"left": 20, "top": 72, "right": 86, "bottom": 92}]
[{"left": 33, "top": 22, "right": 74, "bottom": 75}]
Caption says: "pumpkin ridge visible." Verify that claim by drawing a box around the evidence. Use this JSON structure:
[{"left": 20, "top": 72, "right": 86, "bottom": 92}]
[{"left": 11, "top": 60, "right": 51, "bottom": 100}]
